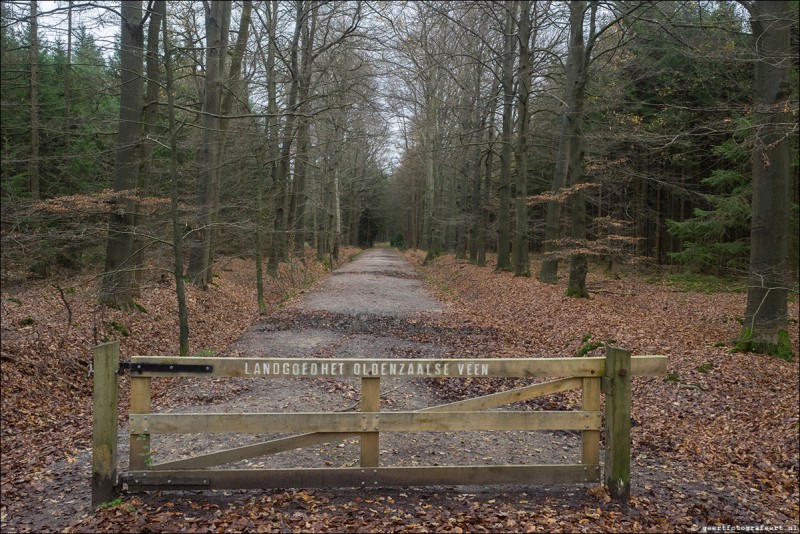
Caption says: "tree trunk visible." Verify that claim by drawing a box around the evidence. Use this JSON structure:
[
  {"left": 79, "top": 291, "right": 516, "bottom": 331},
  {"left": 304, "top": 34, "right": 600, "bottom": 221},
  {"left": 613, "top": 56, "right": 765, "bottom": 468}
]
[
  {"left": 456, "top": 122, "right": 469, "bottom": 259},
  {"left": 268, "top": 0, "right": 304, "bottom": 276},
  {"left": 565, "top": 2, "right": 593, "bottom": 298},
  {"left": 541, "top": 2, "right": 588, "bottom": 284},
  {"left": 188, "top": 0, "right": 230, "bottom": 287},
  {"left": 29, "top": 0, "right": 39, "bottom": 199},
  {"left": 100, "top": 1, "right": 144, "bottom": 308},
  {"left": 263, "top": 1, "right": 280, "bottom": 276},
  {"left": 468, "top": 110, "right": 484, "bottom": 263},
  {"left": 161, "top": 1, "right": 189, "bottom": 355},
  {"left": 737, "top": 0, "right": 794, "bottom": 360},
  {"left": 496, "top": 3, "right": 515, "bottom": 272},
  {"left": 477, "top": 83, "right": 499, "bottom": 267},
  {"left": 513, "top": 0, "right": 532, "bottom": 277},
  {"left": 423, "top": 124, "right": 439, "bottom": 260},
  {"left": 292, "top": 5, "right": 317, "bottom": 258},
  {"left": 131, "top": 0, "right": 164, "bottom": 295},
  {"left": 255, "top": 157, "right": 267, "bottom": 314},
  {"left": 64, "top": 0, "right": 72, "bottom": 148}
]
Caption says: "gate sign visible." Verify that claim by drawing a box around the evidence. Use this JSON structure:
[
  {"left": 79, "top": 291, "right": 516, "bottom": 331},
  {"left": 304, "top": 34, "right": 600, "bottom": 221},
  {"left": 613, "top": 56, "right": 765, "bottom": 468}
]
[
  {"left": 244, "top": 360, "right": 489, "bottom": 378},
  {"left": 127, "top": 356, "right": 667, "bottom": 379}
]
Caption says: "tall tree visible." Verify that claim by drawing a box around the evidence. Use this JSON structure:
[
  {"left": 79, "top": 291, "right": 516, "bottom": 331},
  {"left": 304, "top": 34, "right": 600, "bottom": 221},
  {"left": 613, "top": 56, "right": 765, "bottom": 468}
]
[
  {"left": 132, "top": 0, "right": 164, "bottom": 294},
  {"left": 513, "top": 0, "right": 532, "bottom": 277},
  {"left": 540, "top": 1, "right": 645, "bottom": 295},
  {"left": 540, "top": 1, "right": 588, "bottom": 285},
  {"left": 291, "top": 2, "right": 317, "bottom": 257},
  {"left": 159, "top": 0, "right": 189, "bottom": 355},
  {"left": 496, "top": 2, "right": 515, "bottom": 272},
  {"left": 28, "top": 0, "right": 39, "bottom": 199},
  {"left": 99, "top": 0, "right": 144, "bottom": 307},
  {"left": 563, "top": 1, "right": 592, "bottom": 297},
  {"left": 267, "top": 0, "right": 304, "bottom": 276},
  {"left": 188, "top": 0, "right": 231, "bottom": 287},
  {"left": 736, "top": 0, "right": 796, "bottom": 360}
]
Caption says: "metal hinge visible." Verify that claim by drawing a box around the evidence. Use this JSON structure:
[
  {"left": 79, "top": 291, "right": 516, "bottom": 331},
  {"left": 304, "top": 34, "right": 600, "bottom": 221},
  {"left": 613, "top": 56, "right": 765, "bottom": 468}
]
[{"left": 118, "top": 362, "right": 214, "bottom": 375}]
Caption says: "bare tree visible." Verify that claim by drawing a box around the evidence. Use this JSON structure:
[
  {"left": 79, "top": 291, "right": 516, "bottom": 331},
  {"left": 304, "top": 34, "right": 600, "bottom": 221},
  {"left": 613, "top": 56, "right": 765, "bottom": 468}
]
[
  {"left": 513, "top": 0, "right": 532, "bottom": 276},
  {"left": 131, "top": 0, "right": 164, "bottom": 294},
  {"left": 159, "top": 0, "right": 189, "bottom": 355},
  {"left": 100, "top": 0, "right": 145, "bottom": 308},
  {"left": 28, "top": 0, "right": 39, "bottom": 199},
  {"left": 496, "top": 1, "right": 516, "bottom": 272},
  {"left": 187, "top": 0, "right": 231, "bottom": 287},
  {"left": 267, "top": 0, "right": 304, "bottom": 276},
  {"left": 736, "top": 0, "right": 796, "bottom": 359}
]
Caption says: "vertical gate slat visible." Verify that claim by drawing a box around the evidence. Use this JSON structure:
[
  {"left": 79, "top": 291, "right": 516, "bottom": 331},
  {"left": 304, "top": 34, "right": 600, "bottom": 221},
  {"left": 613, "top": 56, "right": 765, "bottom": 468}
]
[
  {"left": 360, "top": 377, "right": 380, "bottom": 467},
  {"left": 129, "top": 376, "right": 152, "bottom": 470},
  {"left": 581, "top": 377, "right": 601, "bottom": 465}
]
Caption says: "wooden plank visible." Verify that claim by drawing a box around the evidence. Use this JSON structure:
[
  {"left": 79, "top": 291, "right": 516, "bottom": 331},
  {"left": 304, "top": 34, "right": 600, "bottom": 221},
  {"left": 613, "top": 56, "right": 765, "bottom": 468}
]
[
  {"left": 360, "top": 377, "right": 380, "bottom": 467},
  {"left": 130, "top": 411, "right": 601, "bottom": 434},
  {"left": 604, "top": 347, "right": 631, "bottom": 502},
  {"left": 92, "top": 342, "right": 119, "bottom": 506},
  {"left": 150, "top": 379, "right": 581, "bottom": 470},
  {"left": 631, "top": 355, "right": 667, "bottom": 376},
  {"left": 129, "top": 376, "right": 152, "bottom": 470},
  {"left": 423, "top": 377, "right": 582, "bottom": 413},
  {"left": 581, "top": 377, "right": 601, "bottom": 465},
  {"left": 127, "top": 355, "right": 667, "bottom": 378},
  {"left": 151, "top": 432, "right": 360, "bottom": 470},
  {"left": 125, "top": 464, "right": 601, "bottom": 490}
]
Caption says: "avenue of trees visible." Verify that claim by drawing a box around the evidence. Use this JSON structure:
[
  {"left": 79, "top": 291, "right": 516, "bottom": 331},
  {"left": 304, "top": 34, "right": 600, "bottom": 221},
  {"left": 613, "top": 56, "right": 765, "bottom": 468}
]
[{"left": 1, "top": 1, "right": 797, "bottom": 358}]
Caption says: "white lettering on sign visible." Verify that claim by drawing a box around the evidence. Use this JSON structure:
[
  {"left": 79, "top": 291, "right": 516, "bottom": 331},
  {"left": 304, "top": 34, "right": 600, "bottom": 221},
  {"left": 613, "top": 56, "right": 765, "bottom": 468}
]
[{"left": 243, "top": 361, "right": 489, "bottom": 378}]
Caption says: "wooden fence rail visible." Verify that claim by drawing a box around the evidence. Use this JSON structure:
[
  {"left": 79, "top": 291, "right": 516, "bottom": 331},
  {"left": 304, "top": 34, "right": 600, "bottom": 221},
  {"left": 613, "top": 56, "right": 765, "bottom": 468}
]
[{"left": 92, "top": 344, "right": 665, "bottom": 505}]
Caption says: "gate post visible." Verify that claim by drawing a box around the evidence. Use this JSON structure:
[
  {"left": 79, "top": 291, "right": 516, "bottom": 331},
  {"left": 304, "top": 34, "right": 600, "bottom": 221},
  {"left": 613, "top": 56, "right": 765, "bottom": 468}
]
[
  {"left": 603, "top": 346, "right": 631, "bottom": 501},
  {"left": 92, "top": 341, "right": 119, "bottom": 507}
]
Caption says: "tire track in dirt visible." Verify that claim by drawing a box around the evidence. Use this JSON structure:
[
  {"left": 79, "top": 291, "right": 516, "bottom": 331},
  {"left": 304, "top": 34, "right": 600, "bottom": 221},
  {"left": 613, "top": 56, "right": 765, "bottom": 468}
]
[{"left": 152, "top": 248, "right": 579, "bottom": 475}]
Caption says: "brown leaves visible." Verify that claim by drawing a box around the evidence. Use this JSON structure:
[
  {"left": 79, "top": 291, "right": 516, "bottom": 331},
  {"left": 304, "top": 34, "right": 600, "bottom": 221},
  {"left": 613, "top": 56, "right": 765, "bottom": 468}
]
[
  {"left": 2, "top": 248, "right": 798, "bottom": 532},
  {"left": 0, "top": 248, "right": 360, "bottom": 532},
  {"left": 33, "top": 189, "right": 172, "bottom": 215},
  {"left": 405, "top": 251, "right": 799, "bottom": 528}
]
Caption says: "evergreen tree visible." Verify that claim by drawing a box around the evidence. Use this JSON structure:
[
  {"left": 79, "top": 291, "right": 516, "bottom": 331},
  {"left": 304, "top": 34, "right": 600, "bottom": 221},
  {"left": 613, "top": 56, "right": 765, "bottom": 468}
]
[{"left": 666, "top": 120, "right": 752, "bottom": 273}]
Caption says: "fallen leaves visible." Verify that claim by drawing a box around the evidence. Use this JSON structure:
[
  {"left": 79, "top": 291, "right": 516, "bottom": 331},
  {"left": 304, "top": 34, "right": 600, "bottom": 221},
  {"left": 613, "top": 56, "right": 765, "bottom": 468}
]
[
  {"left": 0, "top": 248, "right": 359, "bottom": 532},
  {"left": 2, "top": 248, "right": 798, "bottom": 532}
]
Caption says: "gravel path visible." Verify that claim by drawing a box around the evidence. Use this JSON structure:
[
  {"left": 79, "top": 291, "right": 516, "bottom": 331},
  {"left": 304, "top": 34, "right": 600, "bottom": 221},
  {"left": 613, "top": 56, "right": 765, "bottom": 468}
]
[
  {"left": 11, "top": 248, "right": 581, "bottom": 532},
  {"left": 150, "top": 248, "right": 580, "bottom": 476}
]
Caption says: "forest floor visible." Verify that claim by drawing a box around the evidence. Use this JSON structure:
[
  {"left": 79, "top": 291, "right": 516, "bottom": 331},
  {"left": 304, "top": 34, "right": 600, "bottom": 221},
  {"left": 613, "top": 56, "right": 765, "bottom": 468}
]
[{"left": 1, "top": 247, "right": 798, "bottom": 533}]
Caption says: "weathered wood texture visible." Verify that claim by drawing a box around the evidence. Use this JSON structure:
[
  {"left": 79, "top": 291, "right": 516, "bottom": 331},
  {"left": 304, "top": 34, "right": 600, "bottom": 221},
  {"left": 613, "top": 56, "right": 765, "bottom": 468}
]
[
  {"left": 149, "top": 377, "right": 583, "bottom": 470},
  {"left": 127, "top": 355, "right": 667, "bottom": 378},
  {"left": 581, "top": 377, "right": 601, "bottom": 465},
  {"left": 130, "top": 410, "right": 602, "bottom": 435},
  {"left": 604, "top": 347, "right": 632, "bottom": 501},
  {"left": 360, "top": 377, "right": 380, "bottom": 467},
  {"left": 92, "top": 342, "right": 119, "bottom": 506},
  {"left": 426, "top": 377, "right": 582, "bottom": 412},
  {"left": 129, "top": 376, "right": 151, "bottom": 470},
  {"left": 125, "top": 464, "right": 602, "bottom": 490},
  {"left": 152, "top": 432, "right": 360, "bottom": 470},
  {"left": 118, "top": 352, "right": 663, "bottom": 497}
]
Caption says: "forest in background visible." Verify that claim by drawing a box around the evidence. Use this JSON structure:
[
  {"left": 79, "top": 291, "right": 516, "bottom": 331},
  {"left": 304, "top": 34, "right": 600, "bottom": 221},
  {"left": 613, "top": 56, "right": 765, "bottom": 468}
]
[
  {"left": 1, "top": 2, "right": 799, "bottom": 530},
  {"left": 1, "top": 0, "right": 798, "bottom": 357}
]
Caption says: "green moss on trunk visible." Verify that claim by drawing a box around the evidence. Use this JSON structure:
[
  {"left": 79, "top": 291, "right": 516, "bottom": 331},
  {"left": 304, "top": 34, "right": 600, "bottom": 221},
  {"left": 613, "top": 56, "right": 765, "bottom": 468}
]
[
  {"left": 733, "top": 327, "right": 794, "bottom": 362},
  {"left": 565, "top": 287, "right": 589, "bottom": 298}
]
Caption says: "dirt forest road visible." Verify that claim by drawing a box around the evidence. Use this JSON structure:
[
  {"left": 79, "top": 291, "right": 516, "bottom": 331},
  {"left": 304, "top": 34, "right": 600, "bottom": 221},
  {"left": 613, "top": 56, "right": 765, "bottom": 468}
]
[
  {"left": 5, "top": 248, "right": 579, "bottom": 532},
  {"left": 153, "top": 247, "right": 578, "bottom": 473}
]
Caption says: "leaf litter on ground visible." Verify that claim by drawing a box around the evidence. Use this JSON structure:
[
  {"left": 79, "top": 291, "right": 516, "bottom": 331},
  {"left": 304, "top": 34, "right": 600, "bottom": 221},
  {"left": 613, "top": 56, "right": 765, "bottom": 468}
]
[{"left": 1, "top": 248, "right": 797, "bottom": 532}]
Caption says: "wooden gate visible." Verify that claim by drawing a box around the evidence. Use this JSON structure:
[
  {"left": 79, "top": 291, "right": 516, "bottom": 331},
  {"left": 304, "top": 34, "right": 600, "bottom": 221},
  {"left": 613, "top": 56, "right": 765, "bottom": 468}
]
[{"left": 91, "top": 341, "right": 666, "bottom": 505}]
